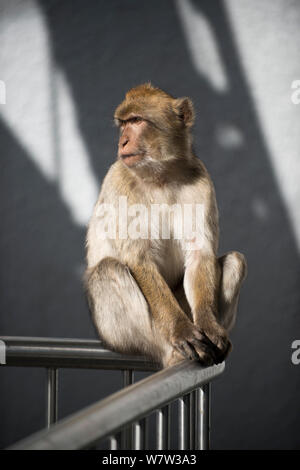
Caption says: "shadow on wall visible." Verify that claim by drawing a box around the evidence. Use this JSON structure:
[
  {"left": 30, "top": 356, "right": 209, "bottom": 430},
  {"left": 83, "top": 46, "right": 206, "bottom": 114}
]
[{"left": 0, "top": 0, "right": 299, "bottom": 449}]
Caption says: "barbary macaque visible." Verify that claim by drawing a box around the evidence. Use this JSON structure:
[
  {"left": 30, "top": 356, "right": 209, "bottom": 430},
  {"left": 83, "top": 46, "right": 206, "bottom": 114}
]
[{"left": 85, "top": 83, "right": 247, "bottom": 367}]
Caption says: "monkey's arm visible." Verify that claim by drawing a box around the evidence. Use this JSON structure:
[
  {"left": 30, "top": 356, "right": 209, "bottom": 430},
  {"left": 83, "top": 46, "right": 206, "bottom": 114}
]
[
  {"left": 182, "top": 178, "right": 231, "bottom": 361},
  {"left": 126, "top": 254, "right": 208, "bottom": 360},
  {"left": 184, "top": 248, "right": 231, "bottom": 362}
]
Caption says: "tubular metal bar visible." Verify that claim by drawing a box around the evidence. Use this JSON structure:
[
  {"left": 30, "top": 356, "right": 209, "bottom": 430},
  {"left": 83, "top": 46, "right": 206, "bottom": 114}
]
[
  {"left": 109, "top": 433, "right": 121, "bottom": 450},
  {"left": 190, "top": 391, "right": 196, "bottom": 450},
  {"left": 9, "top": 361, "right": 224, "bottom": 450},
  {"left": 143, "top": 416, "right": 149, "bottom": 450},
  {"left": 133, "top": 418, "right": 147, "bottom": 450},
  {"left": 47, "top": 368, "right": 58, "bottom": 427},
  {"left": 156, "top": 404, "right": 170, "bottom": 450},
  {"left": 0, "top": 336, "right": 159, "bottom": 372},
  {"left": 122, "top": 370, "right": 134, "bottom": 449},
  {"left": 195, "top": 383, "right": 211, "bottom": 450},
  {"left": 178, "top": 394, "right": 190, "bottom": 450}
]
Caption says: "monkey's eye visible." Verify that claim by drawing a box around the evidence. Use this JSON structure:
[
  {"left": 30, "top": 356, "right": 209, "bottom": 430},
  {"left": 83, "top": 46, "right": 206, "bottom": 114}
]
[{"left": 129, "top": 116, "right": 143, "bottom": 124}]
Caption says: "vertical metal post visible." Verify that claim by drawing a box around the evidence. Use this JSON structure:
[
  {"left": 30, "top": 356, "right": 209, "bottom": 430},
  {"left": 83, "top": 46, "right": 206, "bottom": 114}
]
[
  {"left": 156, "top": 404, "right": 170, "bottom": 450},
  {"left": 133, "top": 417, "right": 147, "bottom": 450},
  {"left": 189, "top": 391, "right": 196, "bottom": 450},
  {"left": 121, "top": 370, "right": 134, "bottom": 449},
  {"left": 143, "top": 416, "right": 149, "bottom": 450},
  {"left": 46, "top": 368, "right": 58, "bottom": 428},
  {"left": 195, "top": 383, "right": 211, "bottom": 450},
  {"left": 178, "top": 394, "right": 190, "bottom": 450},
  {"left": 110, "top": 433, "right": 121, "bottom": 450}
]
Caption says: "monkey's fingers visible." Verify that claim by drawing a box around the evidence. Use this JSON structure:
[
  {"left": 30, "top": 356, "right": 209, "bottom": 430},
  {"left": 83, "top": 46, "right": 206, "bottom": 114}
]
[
  {"left": 185, "top": 326, "right": 219, "bottom": 364},
  {"left": 189, "top": 337, "right": 218, "bottom": 365},
  {"left": 217, "top": 338, "right": 232, "bottom": 361},
  {"left": 175, "top": 340, "right": 199, "bottom": 361},
  {"left": 183, "top": 323, "right": 219, "bottom": 363},
  {"left": 180, "top": 340, "right": 214, "bottom": 366},
  {"left": 195, "top": 333, "right": 224, "bottom": 364},
  {"left": 200, "top": 329, "right": 232, "bottom": 363}
]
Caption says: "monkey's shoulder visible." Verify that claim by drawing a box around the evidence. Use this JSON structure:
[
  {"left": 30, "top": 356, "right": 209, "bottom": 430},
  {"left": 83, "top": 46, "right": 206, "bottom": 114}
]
[
  {"left": 97, "top": 161, "right": 144, "bottom": 203},
  {"left": 176, "top": 158, "right": 215, "bottom": 205}
]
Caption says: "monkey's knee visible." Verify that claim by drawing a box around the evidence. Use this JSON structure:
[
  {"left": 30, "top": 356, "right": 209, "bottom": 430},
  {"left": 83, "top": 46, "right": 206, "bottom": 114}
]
[
  {"left": 232, "top": 251, "right": 247, "bottom": 281},
  {"left": 85, "top": 257, "right": 166, "bottom": 363},
  {"left": 219, "top": 251, "right": 247, "bottom": 300},
  {"left": 218, "top": 251, "right": 247, "bottom": 330}
]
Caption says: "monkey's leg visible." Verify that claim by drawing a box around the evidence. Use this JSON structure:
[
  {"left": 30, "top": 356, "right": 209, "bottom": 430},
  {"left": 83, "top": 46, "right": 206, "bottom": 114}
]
[
  {"left": 218, "top": 251, "right": 247, "bottom": 331},
  {"left": 163, "top": 282, "right": 195, "bottom": 367},
  {"left": 170, "top": 251, "right": 247, "bottom": 365},
  {"left": 85, "top": 257, "right": 173, "bottom": 365}
]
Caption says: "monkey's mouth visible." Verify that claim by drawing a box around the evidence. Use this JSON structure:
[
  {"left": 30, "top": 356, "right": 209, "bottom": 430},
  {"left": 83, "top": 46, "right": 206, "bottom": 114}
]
[{"left": 120, "top": 153, "right": 143, "bottom": 166}]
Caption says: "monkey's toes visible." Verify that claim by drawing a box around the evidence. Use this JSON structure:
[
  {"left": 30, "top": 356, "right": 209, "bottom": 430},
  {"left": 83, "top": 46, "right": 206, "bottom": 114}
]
[{"left": 201, "top": 329, "right": 232, "bottom": 363}]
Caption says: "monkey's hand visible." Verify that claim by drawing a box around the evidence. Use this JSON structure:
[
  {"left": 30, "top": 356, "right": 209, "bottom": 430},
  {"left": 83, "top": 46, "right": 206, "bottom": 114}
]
[
  {"left": 195, "top": 314, "right": 232, "bottom": 364},
  {"left": 170, "top": 317, "right": 218, "bottom": 366}
]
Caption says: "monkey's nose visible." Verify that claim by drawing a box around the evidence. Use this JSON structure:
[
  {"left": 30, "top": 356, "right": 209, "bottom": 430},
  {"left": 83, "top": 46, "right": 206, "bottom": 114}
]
[{"left": 120, "top": 136, "right": 129, "bottom": 148}]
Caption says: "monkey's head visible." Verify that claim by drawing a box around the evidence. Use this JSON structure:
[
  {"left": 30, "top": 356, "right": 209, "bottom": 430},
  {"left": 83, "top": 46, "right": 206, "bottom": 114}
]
[{"left": 114, "top": 83, "right": 195, "bottom": 177}]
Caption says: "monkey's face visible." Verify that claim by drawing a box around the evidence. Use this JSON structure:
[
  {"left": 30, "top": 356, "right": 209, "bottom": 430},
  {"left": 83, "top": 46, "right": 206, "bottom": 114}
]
[
  {"left": 115, "top": 109, "right": 172, "bottom": 169},
  {"left": 114, "top": 84, "right": 195, "bottom": 171},
  {"left": 116, "top": 116, "right": 149, "bottom": 167}
]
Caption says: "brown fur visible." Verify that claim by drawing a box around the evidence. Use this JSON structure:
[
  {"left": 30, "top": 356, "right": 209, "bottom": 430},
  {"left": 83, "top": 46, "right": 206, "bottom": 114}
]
[{"left": 85, "top": 84, "right": 247, "bottom": 367}]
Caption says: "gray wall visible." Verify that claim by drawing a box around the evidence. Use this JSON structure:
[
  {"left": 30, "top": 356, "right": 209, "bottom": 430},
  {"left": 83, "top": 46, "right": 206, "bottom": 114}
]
[{"left": 0, "top": 0, "right": 300, "bottom": 449}]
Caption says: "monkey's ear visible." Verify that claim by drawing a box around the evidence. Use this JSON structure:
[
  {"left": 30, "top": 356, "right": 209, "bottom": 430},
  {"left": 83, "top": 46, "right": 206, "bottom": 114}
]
[{"left": 174, "top": 97, "right": 195, "bottom": 127}]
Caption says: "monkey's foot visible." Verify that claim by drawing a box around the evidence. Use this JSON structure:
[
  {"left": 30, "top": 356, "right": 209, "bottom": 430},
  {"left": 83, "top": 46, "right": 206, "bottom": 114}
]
[
  {"left": 195, "top": 320, "right": 232, "bottom": 364},
  {"left": 169, "top": 321, "right": 216, "bottom": 366}
]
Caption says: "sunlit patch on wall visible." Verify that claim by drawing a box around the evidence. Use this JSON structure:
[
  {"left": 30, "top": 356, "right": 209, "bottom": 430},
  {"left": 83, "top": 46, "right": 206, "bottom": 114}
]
[
  {"left": 0, "top": 80, "right": 6, "bottom": 105},
  {"left": 215, "top": 124, "right": 244, "bottom": 150},
  {"left": 0, "top": 0, "right": 98, "bottom": 226},
  {"left": 252, "top": 197, "right": 269, "bottom": 221},
  {"left": 224, "top": 0, "right": 300, "bottom": 251},
  {"left": 175, "top": 0, "right": 229, "bottom": 93}
]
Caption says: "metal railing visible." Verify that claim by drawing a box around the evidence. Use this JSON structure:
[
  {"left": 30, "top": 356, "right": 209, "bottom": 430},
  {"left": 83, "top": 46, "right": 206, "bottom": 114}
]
[{"left": 0, "top": 336, "right": 224, "bottom": 450}]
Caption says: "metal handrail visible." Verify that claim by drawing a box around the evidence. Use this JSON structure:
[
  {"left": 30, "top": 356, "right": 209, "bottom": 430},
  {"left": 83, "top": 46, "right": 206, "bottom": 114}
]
[
  {"left": 0, "top": 336, "right": 159, "bottom": 371},
  {"left": 8, "top": 360, "right": 224, "bottom": 450},
  {"left": 0, "top": 336, "right": 225, "bottom": 450}
]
